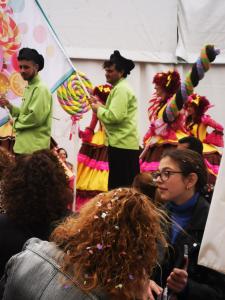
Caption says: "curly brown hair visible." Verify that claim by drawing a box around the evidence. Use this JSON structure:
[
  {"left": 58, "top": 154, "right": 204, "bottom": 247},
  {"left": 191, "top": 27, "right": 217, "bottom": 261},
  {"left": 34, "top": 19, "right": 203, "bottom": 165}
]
[
  {"left": 51, "top": 188, "right": 167, "bottom": 299},
  {"left": 2, "top": 149, "right": 73, "bottom": 229},
  {"left": 0, "top": 147, "right": 15, "bottom": 213},
  {"left": 0, "top": 147, "right": 14, "bottom": 178}
]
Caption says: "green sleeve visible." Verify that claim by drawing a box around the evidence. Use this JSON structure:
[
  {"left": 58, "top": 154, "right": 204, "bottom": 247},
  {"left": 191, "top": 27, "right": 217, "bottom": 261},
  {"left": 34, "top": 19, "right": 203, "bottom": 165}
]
[
  {"left": 10, "top": 106, "right": 20, "bottom": 117},
  {"left": 97, "top": 88, "right": 128, "bottom": 124},
  {"left": 15, "top": 87, "right": 52, "bottom": 130}
]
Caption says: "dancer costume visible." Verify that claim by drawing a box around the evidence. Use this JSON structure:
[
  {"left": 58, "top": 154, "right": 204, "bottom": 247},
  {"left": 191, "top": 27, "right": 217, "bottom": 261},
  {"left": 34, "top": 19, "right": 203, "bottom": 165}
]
[
  {"left": 184, "top": 94, "right": 223, "bottom": 181},
  {"left": 140, "top": 45, "right": 220, "bottom": 173},
  {"left": 140, "top": 70, "right": 186, "bottom": 172},
  {"left": 76, "top": 85, "right": 111, "bottom": 210}
]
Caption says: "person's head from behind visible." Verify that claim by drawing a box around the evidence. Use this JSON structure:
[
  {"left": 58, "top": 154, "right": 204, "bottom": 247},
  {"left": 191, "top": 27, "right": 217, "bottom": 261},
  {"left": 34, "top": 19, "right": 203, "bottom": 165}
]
[
  {"left": 154, "top": 149, "right": 207, "bottom": 205},
  {"left": 103, "top": 50, "right": 135, "bottom": 85},
  {"left": 132, "top": 172, "right": 157, "bottom": 200},
  {"left": 2, "top": 149, "right": 73, "bottom": 231},
  {"left": 0, "top": 147, "right": 14, "bottom": 179},
  {"left": 51, "top": 187, "right": 166, "bottom": 299},
  {"left": 18, "top": 47, "right": 44, "bottom": 81},
  {"left": 178, "top": 136, "right": 203, "bottom": 155},
  {"left": 153, "top": 70, "right": 180, "bottom": 100}
]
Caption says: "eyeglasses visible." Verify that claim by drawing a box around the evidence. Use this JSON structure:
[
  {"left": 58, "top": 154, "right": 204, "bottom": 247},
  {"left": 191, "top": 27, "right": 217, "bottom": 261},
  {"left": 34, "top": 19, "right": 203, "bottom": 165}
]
[{"left": 152, "top": 170, "right": 184, "bottom": 182}]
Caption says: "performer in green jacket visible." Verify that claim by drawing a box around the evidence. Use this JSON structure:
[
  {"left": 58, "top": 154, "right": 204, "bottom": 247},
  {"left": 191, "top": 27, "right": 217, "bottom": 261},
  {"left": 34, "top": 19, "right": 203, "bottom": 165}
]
[
  {"left": 0, "top": 48, "right": 52, "bottom": 154},
  {"left": 90, "top": 50, "right": 140, "bottom": 189}
]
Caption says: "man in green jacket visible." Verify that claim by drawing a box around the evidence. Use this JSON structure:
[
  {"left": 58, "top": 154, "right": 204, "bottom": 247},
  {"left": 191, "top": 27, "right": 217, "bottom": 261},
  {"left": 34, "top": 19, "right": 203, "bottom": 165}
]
[
  {"left": 90, "top": 50, "right": 140, "bottom": 189},
  {"left": 0, "top": 48, "right": 52, "bottom": 154}
]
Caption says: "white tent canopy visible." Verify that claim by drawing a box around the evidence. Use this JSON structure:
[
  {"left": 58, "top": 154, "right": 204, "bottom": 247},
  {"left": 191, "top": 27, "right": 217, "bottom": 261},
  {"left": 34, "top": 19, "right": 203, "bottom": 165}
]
[{"left": 40, "top": 0, "right": 225, "bottom": 62}]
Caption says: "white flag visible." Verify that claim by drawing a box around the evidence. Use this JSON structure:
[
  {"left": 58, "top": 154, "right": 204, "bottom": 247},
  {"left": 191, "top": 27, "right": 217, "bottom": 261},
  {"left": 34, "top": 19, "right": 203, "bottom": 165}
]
[
  {"left": 0, "top": 0, "right": 74, "bottom": 126},
  {"left": 198, "top": 151, "right": 225, "bottom": 274}
]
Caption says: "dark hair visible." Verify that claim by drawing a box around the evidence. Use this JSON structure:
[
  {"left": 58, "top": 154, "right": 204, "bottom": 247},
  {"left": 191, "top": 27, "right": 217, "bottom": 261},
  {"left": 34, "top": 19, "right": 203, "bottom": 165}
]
[
  {"left": 51, "top": 188, "right": 167, "bottom": 299},
  {"left": 178, "top": 136, "right": 203, "bottom": 155},
  {"left": 18, "top": 47, "right": 44, "bottom": 71},
  {"left": 161, "top": 149, "right": 208, "bottom": 193},
  {"left": 0, "top": 147, "right": 14, "bottom": 178},
  {"left": 103, "top": 50, "right": 135, "bottom": 78},
  {"left": 2, "top": 150, "right": 73, "bottom": 230},
  {"left": 132, "top": 172, "right": 156, "bottom": 200},
  {"left": 0, "top": 147, "right": 15, "bottom": 213},
  {"left": 57, "top": 147, "right": 68, "bottom": 158}
]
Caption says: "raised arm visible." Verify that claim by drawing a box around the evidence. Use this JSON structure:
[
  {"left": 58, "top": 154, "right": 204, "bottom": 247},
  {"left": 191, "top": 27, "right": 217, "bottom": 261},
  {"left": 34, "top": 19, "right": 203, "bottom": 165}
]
[{"left": 163, "top": 45, "right": 220, "bottom": 123}]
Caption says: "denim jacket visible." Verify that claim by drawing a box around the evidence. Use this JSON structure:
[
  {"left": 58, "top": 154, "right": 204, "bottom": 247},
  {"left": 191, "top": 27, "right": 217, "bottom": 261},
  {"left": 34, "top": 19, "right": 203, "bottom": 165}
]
[{"left": 0, "top": 238, "right": 107, "bottom": 300}]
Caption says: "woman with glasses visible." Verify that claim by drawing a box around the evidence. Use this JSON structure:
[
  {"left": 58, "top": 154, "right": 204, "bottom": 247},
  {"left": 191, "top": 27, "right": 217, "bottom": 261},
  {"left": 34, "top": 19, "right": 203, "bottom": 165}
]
[{"left": 150, "top": 149, "right": 225, "bottom": 300}]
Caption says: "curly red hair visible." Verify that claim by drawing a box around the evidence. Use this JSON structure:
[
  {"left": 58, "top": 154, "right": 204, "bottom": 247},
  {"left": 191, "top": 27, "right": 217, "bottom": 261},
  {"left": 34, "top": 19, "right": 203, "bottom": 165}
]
[
  {"left": 51, "top": 188, "right": 167, "bottom": 299},
  {"left": 153, "top": 70, "right": 180, "bottom": 97}
]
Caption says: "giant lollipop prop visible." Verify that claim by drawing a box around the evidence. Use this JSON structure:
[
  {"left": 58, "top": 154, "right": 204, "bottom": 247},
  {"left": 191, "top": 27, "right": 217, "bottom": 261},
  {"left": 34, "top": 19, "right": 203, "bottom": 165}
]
[
  {"left": 164, "top": 45, "right": 220, "bottom": 122},
  {"left": 57, "top": 71, "right": 93, "bottom": 121},
  {"left": 57, "top": 71, "right": 93, "bottom": 139}
]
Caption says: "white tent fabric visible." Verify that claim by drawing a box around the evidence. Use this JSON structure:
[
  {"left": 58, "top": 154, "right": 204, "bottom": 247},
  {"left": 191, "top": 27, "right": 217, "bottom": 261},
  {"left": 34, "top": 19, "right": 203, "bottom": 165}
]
[
  {"left": 176, "top": 0, "right": 225, "bottom": 63},
  {"left": 39, "top": 0, "right": 178, "bottom": 62},
  {"left": 198, "top": 153, "right": 225, "bottom": 275}
]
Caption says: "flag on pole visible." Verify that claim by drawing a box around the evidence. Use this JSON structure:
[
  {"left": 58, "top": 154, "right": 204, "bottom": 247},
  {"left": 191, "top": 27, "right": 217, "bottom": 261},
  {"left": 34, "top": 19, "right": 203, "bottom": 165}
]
[
  {"left": 198, "top": 152, "right": 225, "bottom": 274},
  {"left": 0, "top": 0, "right": 75, "bottom": 126}
]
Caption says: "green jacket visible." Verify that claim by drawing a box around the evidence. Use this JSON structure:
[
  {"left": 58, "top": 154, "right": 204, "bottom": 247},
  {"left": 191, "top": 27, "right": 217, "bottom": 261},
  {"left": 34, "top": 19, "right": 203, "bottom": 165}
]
[
  {"left": 10, "top": 74, "right": 52, "bottom": 154},
  {"left": 97, "top": 78, "right": 139, "bottom": 150}
]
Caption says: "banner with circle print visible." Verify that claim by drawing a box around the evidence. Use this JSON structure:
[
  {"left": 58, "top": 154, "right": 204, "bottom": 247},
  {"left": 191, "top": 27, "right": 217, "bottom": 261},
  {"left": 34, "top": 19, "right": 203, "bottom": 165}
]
[{"left": 0, "top": 0, "right": 75, "bottom": 127}]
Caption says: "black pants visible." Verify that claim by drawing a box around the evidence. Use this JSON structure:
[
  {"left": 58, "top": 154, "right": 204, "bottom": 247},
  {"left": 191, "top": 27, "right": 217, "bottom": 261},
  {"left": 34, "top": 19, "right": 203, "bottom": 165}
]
[{"left": 108, "top": 146, "right": 140, "bottom": 190}]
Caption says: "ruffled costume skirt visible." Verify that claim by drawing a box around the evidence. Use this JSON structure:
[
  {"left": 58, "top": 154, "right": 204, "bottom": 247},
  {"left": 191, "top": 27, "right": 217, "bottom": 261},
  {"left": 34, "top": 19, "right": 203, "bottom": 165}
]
[{"left": 76, "top": 130, "right": 109, "bottom": 210}]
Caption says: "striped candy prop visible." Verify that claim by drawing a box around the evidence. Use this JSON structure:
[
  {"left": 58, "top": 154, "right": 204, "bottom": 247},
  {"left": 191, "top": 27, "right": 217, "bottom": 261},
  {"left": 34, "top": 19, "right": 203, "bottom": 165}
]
[
  {"left": 57, "top": 71, "right": 93, "bottom": 121},
  {"left": 165, "top": 45, "right": 220, "bottom": 123}
]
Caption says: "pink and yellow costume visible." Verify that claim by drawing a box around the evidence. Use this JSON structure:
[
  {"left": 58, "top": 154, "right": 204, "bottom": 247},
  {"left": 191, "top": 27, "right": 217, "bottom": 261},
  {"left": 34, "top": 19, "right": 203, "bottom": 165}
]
[
  {"left": 76, "top": 84, "right": 111, "bottom": 210},
  {"left": 140, "top": 71, "right": 186, "bottom": 172},
  {"left": 140, "top": 45, "right": 220, "bottom": 173},
  {"left": 184, "top": 94, "right": 223, "bottom": 181}
]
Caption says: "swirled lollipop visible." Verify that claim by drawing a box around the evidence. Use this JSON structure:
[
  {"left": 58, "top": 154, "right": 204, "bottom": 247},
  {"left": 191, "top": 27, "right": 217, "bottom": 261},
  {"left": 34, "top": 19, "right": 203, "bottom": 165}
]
[
  {"left": 57, "top": 72, "right": 93, "bottom": 120},
  {"left": 0, "top": 12, "right": 20, "bottom": 59}
]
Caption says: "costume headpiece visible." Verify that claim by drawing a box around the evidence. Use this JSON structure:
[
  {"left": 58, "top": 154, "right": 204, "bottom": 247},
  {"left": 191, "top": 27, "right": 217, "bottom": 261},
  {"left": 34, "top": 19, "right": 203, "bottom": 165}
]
[
  {"left": 109, "top": 50, "right": 135, "bottom": 75},
  {"left": 153, "top": 70, "right": 180, "bottom": 97},
  {"left": 93, "top": 84, "right": 112, "bottom": 104},
  {"left": 18, "top": 48, "right": 44, "bottom": 71}
]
